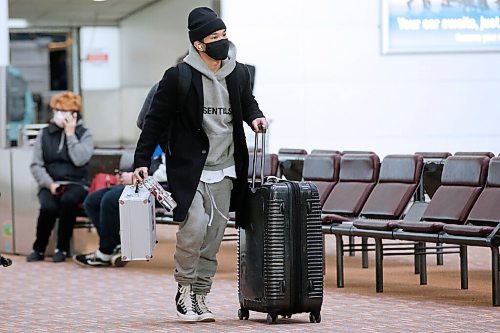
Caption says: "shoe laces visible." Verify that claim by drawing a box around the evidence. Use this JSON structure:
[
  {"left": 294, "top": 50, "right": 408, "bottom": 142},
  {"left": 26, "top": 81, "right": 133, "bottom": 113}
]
[
  {"left": 194, "top": 294, "right": 211, "bottom": 314},
  {"left": 85, "top": 252, "right": 98, "bottom": 261},
  {"left": 178, "top": 285, "right": 194, "bottom": 312}
]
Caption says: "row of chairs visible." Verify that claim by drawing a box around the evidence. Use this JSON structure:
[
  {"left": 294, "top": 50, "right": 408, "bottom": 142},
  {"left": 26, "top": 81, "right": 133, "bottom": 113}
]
[
  {"left": 302, "top": 153, "right": 425, "bottom": 282},
  {"left": 323, "top": 155, "right": 500, "bottom": 306},
  {"left": 277, "top": 148, "right": 498, "bottom": 187}
]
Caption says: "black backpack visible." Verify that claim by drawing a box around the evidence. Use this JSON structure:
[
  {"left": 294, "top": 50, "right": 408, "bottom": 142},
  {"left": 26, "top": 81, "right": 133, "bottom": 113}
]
[{"left": 136, "top": 62, "right": 192, "bottom": 130}]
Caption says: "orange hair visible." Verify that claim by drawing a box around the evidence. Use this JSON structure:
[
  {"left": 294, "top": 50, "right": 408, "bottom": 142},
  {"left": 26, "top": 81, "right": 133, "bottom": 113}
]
[{"left": 50, "top": 91, "right": 82, "bottom": 112}]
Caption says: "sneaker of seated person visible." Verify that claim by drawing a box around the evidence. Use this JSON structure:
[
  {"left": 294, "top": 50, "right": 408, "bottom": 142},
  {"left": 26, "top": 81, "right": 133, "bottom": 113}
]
[
  {"left": 193, "top": 294, "right": 215, "bottom": 322},
  {"left": 52, "top": 249, "right": 67, "bottom": 263},
  {"left": 73, "top": 249, "right": 111, "bottom": 267},
  {"left": 26, "top": 251, "right": 45, "bottom": 262},
  {"left": 175, "top": 284, "right": 198, "bottom": 322}
]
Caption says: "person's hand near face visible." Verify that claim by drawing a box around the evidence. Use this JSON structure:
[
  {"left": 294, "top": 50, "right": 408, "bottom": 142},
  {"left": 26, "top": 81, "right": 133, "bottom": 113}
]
[{"left": 64, "top": 112, "right": 77, "bottom": 136}]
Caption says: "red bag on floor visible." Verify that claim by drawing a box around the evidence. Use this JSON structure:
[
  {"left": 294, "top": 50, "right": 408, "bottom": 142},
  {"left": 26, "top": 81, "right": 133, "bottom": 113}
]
[{"left": 89, "top": 173, "right": 119, "bottom": 193}]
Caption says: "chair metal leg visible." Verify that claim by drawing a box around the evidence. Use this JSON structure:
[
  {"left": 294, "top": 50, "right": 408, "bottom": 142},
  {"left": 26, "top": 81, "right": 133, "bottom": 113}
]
[
  {"left": 349, "top": 236, "right": 355, "bottom": 256},
  {"left": 436, "top": 242, "right": 444, "bottom": 265},
  {"left": 419, "top": 242, "right": 427, "bottom": 285},
  {"left": 336, "top": 235, "right": 344, "bottom": 288},
  {"left": 460, "top": 245, "right": 468, "bottom": 290},
  {"left": 492, "top": 247, "right": 499, "bottom": 306},
  {"left": 375, "top": 238, "right": 383, "bottom": 293},
  {"left": 362, "top": 237, "right": 369, "bottom": 268},
  {"left": 414, "top": 242, "right": 421, "bottom": 274}
]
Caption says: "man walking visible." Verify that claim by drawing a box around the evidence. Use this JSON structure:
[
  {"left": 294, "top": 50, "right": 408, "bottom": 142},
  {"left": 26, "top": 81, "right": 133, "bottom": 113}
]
[{"left": 133, "top": 7, "right": 266, "bottom": 322}]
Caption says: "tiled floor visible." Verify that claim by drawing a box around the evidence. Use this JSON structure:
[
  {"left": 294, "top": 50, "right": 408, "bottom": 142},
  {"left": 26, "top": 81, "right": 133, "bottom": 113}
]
[{"left": 1, "top": 233, "right": 499, "bottom": 333}]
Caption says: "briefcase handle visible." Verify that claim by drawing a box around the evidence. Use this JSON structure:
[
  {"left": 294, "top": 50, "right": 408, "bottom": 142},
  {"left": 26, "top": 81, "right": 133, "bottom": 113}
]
[
  {"left": 251, "top": 125, "right": 267, "bottom": 189},
  {"left": 135, "top": 170, "right": 145, "bottom": 193}
]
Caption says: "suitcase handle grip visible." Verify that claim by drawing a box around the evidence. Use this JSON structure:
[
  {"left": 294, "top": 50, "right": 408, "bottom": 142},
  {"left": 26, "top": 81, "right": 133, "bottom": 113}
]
[
  {"left": 135, "top": 170, "right": 145, "bottom": 193},
  {"left": 251, "top": 126, "right": 267, "bottom": 189}
]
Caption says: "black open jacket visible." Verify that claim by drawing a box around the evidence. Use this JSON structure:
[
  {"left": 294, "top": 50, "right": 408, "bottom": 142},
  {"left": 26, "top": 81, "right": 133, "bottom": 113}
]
[{"left": 134, "top": 62, "right": 264, "bottom": 223}]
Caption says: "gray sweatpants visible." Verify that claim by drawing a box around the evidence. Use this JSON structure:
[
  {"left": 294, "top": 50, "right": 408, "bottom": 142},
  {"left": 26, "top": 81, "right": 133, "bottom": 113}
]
[{"left": 174, "top": 177, "right": 233, "bottom": 295}]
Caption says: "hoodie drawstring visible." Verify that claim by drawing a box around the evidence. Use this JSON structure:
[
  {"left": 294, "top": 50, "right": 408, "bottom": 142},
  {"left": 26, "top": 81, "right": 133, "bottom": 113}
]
[
  {"left": 58, "top": 131, "right": 65, "bottom": 152},
  {"left": 204, "top": 182, "right": 230, "bottom": 226}
]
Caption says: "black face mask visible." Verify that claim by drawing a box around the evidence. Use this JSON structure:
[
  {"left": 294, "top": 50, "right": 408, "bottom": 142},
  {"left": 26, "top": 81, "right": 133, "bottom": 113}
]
[{"left": 204, "top": 38, "right": 229, "bottom": 60}]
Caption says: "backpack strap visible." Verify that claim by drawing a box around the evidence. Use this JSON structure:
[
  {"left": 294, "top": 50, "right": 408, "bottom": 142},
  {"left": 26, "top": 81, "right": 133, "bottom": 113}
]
[
  {"left": 233, "top": 62, "right": 253, "bottom": 92},
  {"left": 163, "top": 62, "right": 192, "bottom": 155},
  {"left": 176, "top": 62, "right": 192, "bottom": 112}
]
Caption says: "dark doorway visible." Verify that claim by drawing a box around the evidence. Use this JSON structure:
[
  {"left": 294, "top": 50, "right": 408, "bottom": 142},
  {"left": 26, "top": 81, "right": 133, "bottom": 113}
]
[{"left": 50, "top": 49, "right": 68, "bottom": 91}]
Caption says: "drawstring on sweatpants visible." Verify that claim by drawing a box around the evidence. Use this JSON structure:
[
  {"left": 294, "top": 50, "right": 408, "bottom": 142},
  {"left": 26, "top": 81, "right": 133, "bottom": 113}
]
[{"left": 204, "top": 182, "right": 230, "bottom": 226}]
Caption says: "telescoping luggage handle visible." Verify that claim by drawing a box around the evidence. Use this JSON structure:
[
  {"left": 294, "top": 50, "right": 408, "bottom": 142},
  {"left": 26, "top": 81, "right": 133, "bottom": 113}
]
[{"left": 251, "top": 125, "right": 267, "bottom": 189}]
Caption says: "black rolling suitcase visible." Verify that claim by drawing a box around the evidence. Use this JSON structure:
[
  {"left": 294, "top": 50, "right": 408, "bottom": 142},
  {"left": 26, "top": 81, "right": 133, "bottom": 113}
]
[{"left": 237, "top": 130, "right": 323, "bottom": 324}]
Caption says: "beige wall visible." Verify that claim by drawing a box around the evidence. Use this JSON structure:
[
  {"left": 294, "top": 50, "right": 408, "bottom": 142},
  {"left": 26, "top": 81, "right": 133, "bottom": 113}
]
[
  {"left": 82, "top": 90, "right": 122, "bottom": 146},
  {"left": 84, "top": 0, "right": 212, "bottom": 146}
]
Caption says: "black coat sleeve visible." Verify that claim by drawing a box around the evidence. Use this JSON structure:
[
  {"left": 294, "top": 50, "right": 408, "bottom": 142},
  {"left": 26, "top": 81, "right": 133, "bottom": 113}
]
[
  {"left": 134, "top": 67, "right": 178, "bottom": 169},
  {"left": 239, "top": 64, "right": 265, "bottom": 126}
]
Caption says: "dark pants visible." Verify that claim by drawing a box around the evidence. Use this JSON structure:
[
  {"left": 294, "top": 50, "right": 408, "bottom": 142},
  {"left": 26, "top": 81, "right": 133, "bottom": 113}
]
[
  {"left": 33, "top": 184, "right": 88, "bottom": 253},
  {"left": 84, "top": 185, "right": 124, "bottom": 255}
]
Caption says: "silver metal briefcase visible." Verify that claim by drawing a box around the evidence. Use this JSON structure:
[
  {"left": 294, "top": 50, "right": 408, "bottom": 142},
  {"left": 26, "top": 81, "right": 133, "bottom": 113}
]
[{"left": 118, "top": 184, "right": 157, "bottom": 261}]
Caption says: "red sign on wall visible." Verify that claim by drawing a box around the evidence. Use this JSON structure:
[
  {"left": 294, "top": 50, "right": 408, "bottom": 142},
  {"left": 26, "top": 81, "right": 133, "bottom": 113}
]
[{"left": 85, "top": 53, "right": 109, "bottom": 62}]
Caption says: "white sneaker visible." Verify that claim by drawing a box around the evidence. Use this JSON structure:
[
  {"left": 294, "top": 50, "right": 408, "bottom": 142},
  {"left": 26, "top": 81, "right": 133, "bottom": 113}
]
[
  {"left": 175, "top": 284, "right": 198, "bottom": 322},
  {"left": 194, "top": 294, "right": 215, "bottom": 322}
]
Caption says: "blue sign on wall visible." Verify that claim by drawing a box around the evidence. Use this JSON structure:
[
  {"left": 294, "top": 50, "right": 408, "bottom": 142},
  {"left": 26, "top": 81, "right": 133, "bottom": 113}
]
[{"left": 382, "top": 0, "right": 500, "bottom": 53}]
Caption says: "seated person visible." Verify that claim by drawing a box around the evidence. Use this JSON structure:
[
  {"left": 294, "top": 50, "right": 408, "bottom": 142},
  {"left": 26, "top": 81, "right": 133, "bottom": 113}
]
[
  {"left": 73, "top": 151, "right": 166, "bottom": 267},
  {"left": 27, "top": 91, "right": 93, "bottom": 263},
  {"left": 73, "top": 172, "right": 133, "bottom": 267}
]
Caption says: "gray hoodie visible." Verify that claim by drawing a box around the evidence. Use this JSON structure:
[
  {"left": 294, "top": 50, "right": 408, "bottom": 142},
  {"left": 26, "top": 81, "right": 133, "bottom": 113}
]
[{"left": 184, "top": 41, "right": 237, "bottom": 172}]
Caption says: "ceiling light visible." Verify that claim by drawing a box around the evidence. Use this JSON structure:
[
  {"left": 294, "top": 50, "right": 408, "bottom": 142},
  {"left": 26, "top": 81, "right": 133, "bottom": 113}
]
[{"left": 93, "top": 0, "right": 108, "bottom": 2}]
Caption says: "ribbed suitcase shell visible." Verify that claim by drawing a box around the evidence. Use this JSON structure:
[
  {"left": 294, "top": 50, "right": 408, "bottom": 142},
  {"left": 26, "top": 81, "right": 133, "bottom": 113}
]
[{"left": 238, "top": 180, "right": 323, "bottom": 324}]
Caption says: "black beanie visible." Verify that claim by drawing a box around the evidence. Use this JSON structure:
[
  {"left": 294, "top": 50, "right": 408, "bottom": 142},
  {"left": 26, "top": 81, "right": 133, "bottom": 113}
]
[{"left": 188, "top": 7, "right": 226, "bottom": 44}]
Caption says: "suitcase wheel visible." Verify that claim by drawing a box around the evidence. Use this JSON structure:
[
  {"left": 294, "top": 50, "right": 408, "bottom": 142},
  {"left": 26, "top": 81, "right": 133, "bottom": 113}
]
[
  {"left": 238, "top": 308, "right": 249, "bottom": 320},
  {"left": 309, "top": 311, "right": 321, "bottom": 323},
  {"left": 266, "top": 313, "right": 277, "bottom": 324},
  {"left": 111, "top": 254, "right": 128, "bottom": 268}
]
